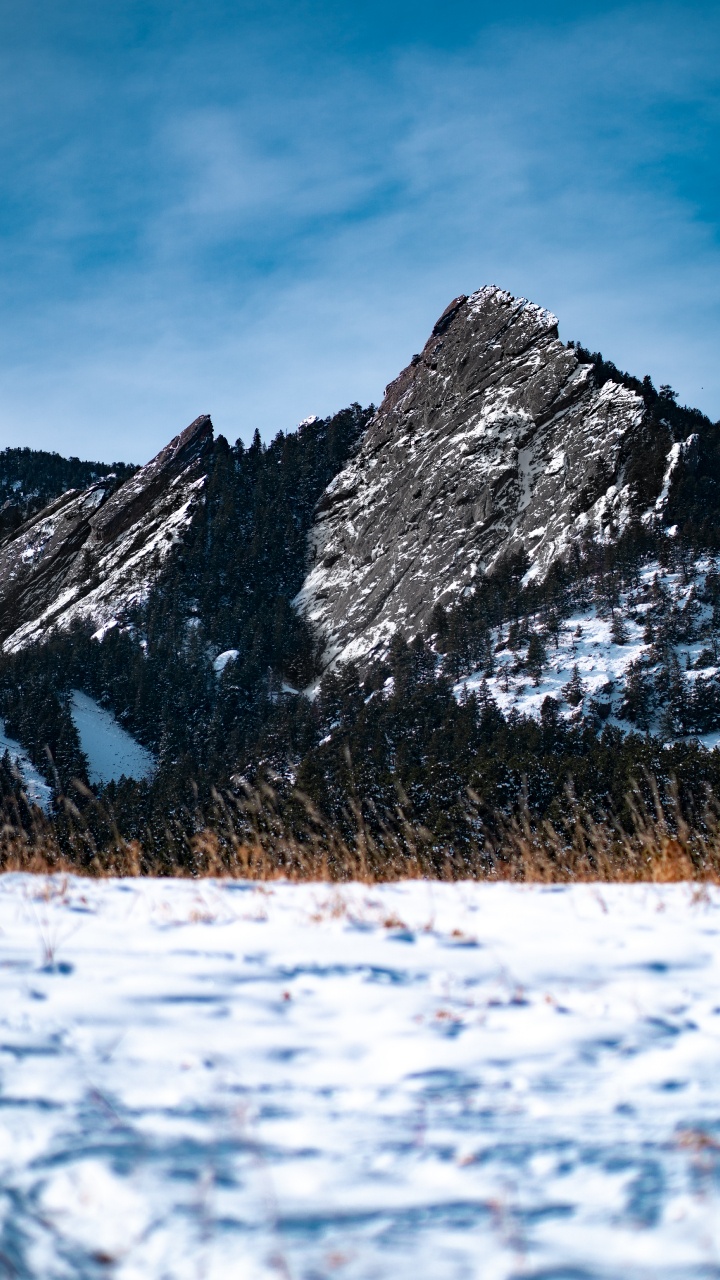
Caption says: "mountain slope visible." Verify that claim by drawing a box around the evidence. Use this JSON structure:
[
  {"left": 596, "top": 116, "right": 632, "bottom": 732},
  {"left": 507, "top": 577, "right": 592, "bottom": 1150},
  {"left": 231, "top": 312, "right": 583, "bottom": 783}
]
[
  {"left": 0, "top": 415, "right": 213, "bottom": 653},
  {"left": 295, "top": 286, "right": 678, "bottom": 669}
]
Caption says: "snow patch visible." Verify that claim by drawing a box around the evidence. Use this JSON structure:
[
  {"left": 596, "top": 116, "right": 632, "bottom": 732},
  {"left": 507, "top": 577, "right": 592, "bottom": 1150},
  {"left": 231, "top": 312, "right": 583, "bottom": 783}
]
[
  {"left": 456, "top": 557, "right": 720, "bottom": 742},
  {"left": 0, "top": 720, "right": 52, "bottom": 811},
  {"left": 213, "top": 649, "right": 239, "bottom": 674},
  {"left": 70, "top": 691, "right": 156, "bottom": 785}
]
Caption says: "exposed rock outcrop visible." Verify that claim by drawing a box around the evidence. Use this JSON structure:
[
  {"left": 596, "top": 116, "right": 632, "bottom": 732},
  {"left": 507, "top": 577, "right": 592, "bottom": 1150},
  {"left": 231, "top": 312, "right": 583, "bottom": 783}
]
[
  {"left": 295, "top": 286, "right": 650, "bottom": 668},
  {"left": 0, "top": 415, "right": 213, "bottom": 652}
]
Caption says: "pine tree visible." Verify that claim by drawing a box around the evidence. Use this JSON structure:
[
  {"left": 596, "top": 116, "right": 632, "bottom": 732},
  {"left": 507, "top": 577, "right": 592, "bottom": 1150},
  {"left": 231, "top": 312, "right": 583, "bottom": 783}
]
[
  {"left": 546, "top": 612, "right": 561, "bottom": 650},
  {"left": 562, "top": 665, "right": 587, "bottom": 708},
  {"left": 526, "top": 632, "right": 547, "bottom": 686},
  {"left": 610, "top": 612, "right": 628, "bottom": 645},
  {"left": 619, "top": 664, "right": 653, "bottom": 731}
]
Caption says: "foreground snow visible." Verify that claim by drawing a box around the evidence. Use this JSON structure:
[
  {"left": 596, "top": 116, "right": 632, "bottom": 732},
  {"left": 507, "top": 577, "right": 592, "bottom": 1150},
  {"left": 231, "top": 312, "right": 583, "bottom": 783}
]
[{"left": 1, "top": 877, "right": 720, "bottom": 1279}]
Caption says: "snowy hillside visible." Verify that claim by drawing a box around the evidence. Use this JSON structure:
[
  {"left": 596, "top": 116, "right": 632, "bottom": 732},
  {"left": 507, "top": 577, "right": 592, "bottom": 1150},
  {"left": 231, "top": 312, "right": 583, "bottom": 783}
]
[
  {"left": 456, "top": 556, "right": 720, "bottom": 745},
  {"left": 1, "top": 876, "right": 720, "bottom": 1278},
  {"left": 0, "top": 447, "right": 135, "bottom": 531}
]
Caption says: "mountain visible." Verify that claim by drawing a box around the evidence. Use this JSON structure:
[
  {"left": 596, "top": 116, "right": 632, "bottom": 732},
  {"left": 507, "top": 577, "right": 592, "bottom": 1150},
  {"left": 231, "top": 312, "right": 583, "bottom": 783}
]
[
  {"left": 0, "top": 415, "right": 212, "bottom": 652},
  {"left": 0, "top": 286, "right": 719, "bottom": 863},
  {"left": 295, "top": 285, "right": 697, "bottom": 670},
  {"left": 0, "top": 406, "right": 371, "bottom": 807}
]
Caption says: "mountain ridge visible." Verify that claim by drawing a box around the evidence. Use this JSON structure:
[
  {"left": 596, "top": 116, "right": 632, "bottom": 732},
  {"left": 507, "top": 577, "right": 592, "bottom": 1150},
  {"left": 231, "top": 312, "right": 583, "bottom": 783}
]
[{"left": 0, "top": 414, "right": 212, "bottom": 652}]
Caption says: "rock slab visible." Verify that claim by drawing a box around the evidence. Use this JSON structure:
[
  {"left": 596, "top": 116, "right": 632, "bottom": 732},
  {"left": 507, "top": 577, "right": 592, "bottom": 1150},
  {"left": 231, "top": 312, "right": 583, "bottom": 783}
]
[
  {"left": 295, "top": 286, "right": 647, "bottom": 667},
  {"left": 0, "top": 415, "right": 213, "bottom": 652}
]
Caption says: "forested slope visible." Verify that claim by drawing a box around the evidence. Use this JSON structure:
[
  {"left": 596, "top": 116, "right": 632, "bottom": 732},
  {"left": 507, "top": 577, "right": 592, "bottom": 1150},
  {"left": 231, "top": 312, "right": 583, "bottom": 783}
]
[{"left": 0, "top": 446, "right": 135, "bottom": 529}]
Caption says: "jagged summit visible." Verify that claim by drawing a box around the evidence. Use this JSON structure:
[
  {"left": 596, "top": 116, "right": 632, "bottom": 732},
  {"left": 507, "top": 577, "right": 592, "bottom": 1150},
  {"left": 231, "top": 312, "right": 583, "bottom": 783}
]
[
  {"left": 0, "top": 414, "right": 213, "bottom": 652},
  {"left": 295, "top": 285, "right": 652, "bottom": 668}
]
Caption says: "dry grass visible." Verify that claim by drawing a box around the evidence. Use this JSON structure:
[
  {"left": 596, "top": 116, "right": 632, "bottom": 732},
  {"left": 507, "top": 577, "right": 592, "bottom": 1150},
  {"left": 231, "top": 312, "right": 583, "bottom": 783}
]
[{"left": 1, "top": 774, "right": 720, "bottom": 883}]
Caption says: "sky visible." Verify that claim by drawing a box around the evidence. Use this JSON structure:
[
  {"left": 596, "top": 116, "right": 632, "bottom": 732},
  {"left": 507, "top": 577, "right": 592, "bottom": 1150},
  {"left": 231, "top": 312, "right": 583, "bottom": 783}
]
[{"left": 0, "top": 0, "right": 718, "bottom": 463}]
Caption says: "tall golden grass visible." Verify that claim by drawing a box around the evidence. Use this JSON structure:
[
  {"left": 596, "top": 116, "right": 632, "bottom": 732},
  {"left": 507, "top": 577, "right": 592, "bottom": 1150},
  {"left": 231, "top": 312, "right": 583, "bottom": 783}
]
[{"left": 1, "top": 774, "right": 719, "bottom": 882}]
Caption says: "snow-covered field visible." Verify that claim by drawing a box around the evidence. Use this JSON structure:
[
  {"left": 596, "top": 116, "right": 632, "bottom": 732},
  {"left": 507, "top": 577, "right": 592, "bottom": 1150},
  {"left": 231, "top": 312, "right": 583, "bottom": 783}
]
[
  {"left": 1, "top": 877, "right": 720, "bottom": 1278},
  {"left": 70, "top": 690, "right": 156, "bottom": 786}
]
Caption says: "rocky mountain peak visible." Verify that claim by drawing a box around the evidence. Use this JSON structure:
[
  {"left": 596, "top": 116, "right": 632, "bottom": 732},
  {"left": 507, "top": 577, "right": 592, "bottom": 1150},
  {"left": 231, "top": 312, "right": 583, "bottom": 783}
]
[
  {"left": 0, "top": 414, "right": 214, "bottom": 652},
  {"left": 89, "top": 414, "right": 212, "bottom": 547},
  {"left": 295, "top": 285, "right": 649, "bottom": 668}
]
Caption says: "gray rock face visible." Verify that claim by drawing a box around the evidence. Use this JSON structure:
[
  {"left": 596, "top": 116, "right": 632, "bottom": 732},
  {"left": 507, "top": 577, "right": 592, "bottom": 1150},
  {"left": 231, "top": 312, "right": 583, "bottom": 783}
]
[
  {"left": 0, "top": 415, "right": 213, "bottom": 652},
  {"left": 295, "top": 286, "right": 648, "bottom": 668}
]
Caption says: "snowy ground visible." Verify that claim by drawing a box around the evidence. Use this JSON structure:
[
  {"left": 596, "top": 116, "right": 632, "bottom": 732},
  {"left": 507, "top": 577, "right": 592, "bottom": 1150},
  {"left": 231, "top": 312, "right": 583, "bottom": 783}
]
[
  {"left": 1, "top": 876, "right": 720, "bottom": 1279},
  {"left": 70, "top": 691, "right": 156, "bottom": 786}
]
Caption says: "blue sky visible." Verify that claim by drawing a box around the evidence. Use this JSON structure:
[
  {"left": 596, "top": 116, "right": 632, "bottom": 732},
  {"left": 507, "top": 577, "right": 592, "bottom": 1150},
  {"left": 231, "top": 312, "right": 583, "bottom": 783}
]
[{"left": 0, "top": 0, "right": 718, "bottom": 462}]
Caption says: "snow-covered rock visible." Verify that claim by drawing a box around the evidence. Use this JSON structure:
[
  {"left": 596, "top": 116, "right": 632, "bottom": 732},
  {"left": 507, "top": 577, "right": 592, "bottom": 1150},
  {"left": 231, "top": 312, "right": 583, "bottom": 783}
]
[
  {"left": 213, "top": 648, "right": 240, "bottom": 674},
  {"left": 296, "top": 286, "right": 648, "bottom": 668},
  {"left": 0, "top": 415, "right": 213, "bottom": 653}
]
